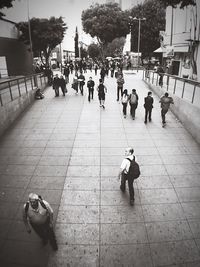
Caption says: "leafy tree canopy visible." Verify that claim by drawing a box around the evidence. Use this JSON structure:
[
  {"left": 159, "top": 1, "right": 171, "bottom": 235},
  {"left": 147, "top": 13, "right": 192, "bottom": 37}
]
[
  {"left": 160, "top": 0, "right": 195, "bottom": 8},
  {"left": 82, "top": 3, "right": 129, "bottom": 45},
  {"left": 87, "top": 43, "right": 101, "bottom": 60},
  {"left": 0, "top": 0, "right": 15, "bottom": 17},
  {"left": 17, "top": 16, "right": 67, "bottom": 66},
  {"left": 105, "top": 37, "right": 126, "bottom": 57},
  {"left": 128, "top": 0, "right": 165, "bottom": 58}
]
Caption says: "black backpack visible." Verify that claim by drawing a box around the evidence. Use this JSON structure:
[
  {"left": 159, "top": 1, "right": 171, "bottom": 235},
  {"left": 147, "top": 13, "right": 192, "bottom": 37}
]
[
  {"left": 25, "top": 195, "right": 47, "bottom": 215},
  {"left": 126, "top": 157, "right": 140, "bottom": 179}
]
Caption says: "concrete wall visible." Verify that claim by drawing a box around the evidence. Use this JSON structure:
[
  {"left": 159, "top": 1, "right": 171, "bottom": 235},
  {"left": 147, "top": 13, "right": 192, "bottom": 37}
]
[
  {"left": 145, "top": 81, "right": 200, "bottom": 145},
  {"left": 0, "top": 83, "right": 47, "bottom": 138}
]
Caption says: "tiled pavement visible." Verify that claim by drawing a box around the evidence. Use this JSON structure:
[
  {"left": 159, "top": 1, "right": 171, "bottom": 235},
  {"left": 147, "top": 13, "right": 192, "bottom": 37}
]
[{"left": 0, "top": 70, "right": 200, "bottom": 267}]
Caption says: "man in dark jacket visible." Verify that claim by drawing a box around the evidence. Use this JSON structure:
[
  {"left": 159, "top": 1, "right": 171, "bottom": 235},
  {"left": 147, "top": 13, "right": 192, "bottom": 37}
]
[
  {"left": 87, "top": 76, "right": 95, "bottom": 102},
  {"left": 144, "top": 91, "right": 154, "bottom": 123},
  {"left": 52, "top": 74, "right": 60, "bottom": 97}
]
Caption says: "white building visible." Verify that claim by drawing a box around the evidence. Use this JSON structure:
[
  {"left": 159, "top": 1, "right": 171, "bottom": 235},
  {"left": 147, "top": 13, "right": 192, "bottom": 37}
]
[{"left": 161, "top": 2, "right": 200, "bottom": 80}]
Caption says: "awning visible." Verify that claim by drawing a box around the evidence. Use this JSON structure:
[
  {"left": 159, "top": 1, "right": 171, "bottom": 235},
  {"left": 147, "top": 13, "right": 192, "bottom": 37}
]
[
  {"left": 154, "top": 47, "right": 166, "bottom": 53},
  {"left": 173, "top": 45, "right": 189, "bottom": 53},
  {"left": 154, "top": 45, "right": 189, "bottom": 53}
]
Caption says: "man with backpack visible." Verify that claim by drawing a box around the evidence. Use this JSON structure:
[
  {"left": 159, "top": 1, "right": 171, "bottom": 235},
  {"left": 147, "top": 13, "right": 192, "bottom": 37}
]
[
  {"left": 118, "top": 147, "right": 140, "bottom": 206},
  {"left": 129, "top": 89, "right": 139, "bottom": 120},
  {"left": 23, "top": 193, "right": 58, "bottom": 251}
]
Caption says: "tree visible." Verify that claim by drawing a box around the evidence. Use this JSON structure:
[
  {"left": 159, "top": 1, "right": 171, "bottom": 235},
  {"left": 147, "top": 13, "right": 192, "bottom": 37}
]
[
  {"left": 129, "top": 0, "right": 165, "bottom": 59},
  {"left": 17, "top": 16, "right": 67, "bottom": 67},
  {"left": 105, "top": 37, "right": 126, "bottom": 57},
  {"left": 0, "top": 0, "right": 15, "bottom": 17},
  {"left": 74, "top": 27, "right": 79, "bottom": 58},
  {"left": 82, "top": 3, "right": 129, "bottom": 59},
  {"left": 80, "top": 46, "right": 88, "bottom": 59},
  {"left": 87, "top": 43, "right": 101, "bottom": 60},
  {"left": 160, "top": 0, "right": 195, "bottom": 8}
]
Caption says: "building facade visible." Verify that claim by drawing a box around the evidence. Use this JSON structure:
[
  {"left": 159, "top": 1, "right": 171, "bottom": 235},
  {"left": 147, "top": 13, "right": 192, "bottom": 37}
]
[
  {"left": 162, "top": 2, "right": 200, "bottom": 81},
  {"left": 0, "top": 18, "right": 33, "bottom": 78}
]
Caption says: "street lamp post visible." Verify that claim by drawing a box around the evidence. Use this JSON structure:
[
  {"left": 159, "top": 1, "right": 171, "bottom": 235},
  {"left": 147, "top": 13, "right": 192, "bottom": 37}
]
[{"left": 133, "top": 17, "right": 146, "bottom": 72}]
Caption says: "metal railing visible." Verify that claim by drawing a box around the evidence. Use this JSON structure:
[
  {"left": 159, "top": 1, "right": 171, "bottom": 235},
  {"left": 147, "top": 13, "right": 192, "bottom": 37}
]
[
  {"left": 0, "top": 73, "right": 48, "bottom": 107},
  {"left": 143, "top": 69, "right": 200, "bottom": 107}
]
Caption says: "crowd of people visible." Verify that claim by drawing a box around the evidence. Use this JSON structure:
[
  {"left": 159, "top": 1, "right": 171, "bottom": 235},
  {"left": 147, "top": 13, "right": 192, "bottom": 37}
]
[{"left": 47, "top": 59, "right": 174, "bottom": 127}]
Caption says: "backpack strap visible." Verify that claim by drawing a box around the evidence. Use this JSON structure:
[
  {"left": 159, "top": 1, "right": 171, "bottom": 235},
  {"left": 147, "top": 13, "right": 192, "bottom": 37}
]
[
  {"left": 24, "top": 202, "right": 29, "bottom": 216},
  {"left": 38, "top": 195, "right": 47, "bottom": 210},
  {"left": 126, "top": 156, "right": 135, "bottom": 163}
]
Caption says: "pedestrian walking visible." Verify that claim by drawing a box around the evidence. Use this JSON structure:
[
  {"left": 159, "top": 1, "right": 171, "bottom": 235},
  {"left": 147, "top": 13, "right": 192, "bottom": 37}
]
[
  {"left": 144, "top": 91, "right": 154, "bottom": 123},
  {"left": 60, "top": 75, "right": 67, "bottom": 96},
  {"left": 129, "top": 89, "right": 139, "bottom": 119},
  {"left": 116, "top": 72, "right": 125, "bottom": 101},
  {"left": 71, "top": 74, "right": 79, "bottom": 94},
  {"left": 94, "top": 63, "right": 98, "bottom": 75},
  {"left": 97, "top": 79, "right": 107, "bottom": 109},
  {"left": 23, "top": 193, "right": 58, "bottom": 251},
  {"left": 118, "top": 147, "right": 140, "bottom": 206},
  {"left": 121, "top": 89, "right": 129, "bottom": 118},
  {"left": 63, "top": 65, "right": 70, "bottom": 84},
  {"left": 87, "top": 76, "right": 95, "bottom": 102},
  {"left": 157, "top": 64, "right": 165, "bottom": 87},
  {"left": 52, "top": 74, "right": 60, "bottom": 97},
  {"left": 78, "top": 72, "right": 85, "bottom": 95},
  {"left": 159, "top": 92, "right": 174, "bottom": 127},
  {"left": 100, "top": 67, "right": 106, "bottom": 82}
]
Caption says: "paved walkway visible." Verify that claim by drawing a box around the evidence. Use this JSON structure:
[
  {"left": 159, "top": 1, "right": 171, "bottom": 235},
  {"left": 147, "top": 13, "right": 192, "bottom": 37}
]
[{"left": 0, "top": 70, "right": 200, "bottom": 267}]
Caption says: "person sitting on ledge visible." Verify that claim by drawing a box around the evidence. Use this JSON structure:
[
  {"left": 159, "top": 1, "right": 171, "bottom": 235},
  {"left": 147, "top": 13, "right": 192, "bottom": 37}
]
[{"left": 35, "top": 88, "right": 44, "bottom": 100}]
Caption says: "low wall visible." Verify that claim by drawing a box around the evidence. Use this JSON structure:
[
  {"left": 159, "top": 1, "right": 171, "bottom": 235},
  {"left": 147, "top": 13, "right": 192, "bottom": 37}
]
[
  {"left": 0, "top": 84, "right": 46, "bottom": 137},
  {"left": 145, "top": 81, "right": 200, "bottom": 145}
]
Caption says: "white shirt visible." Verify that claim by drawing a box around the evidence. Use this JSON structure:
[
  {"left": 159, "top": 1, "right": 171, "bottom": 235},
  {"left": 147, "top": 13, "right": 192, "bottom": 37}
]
[{"left": 120, "top": 155, "right": 135, "bottom": 174}]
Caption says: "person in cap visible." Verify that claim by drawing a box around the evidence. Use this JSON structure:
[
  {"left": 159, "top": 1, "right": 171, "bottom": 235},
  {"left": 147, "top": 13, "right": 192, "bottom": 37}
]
[{"left": 23, "top": 193, "right": 58, "bottom": 251}]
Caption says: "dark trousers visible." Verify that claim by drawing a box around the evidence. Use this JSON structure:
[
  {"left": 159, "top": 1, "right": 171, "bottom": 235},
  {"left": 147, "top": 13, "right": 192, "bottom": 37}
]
[
  {"left": 121, "top": 173, "right": 135, "bottom": 200},
  {"left": 130, "top": 103, "right": 137, "bottom": 118},
  {"left": 145, "top": 108, "right": 152, "bottom": 122},
  {"left": 117, "top": 86, "right": 123, "bottom": 101},
  {"left": 88, "top": 88, "right": 94, "bottom": 101},
  {"left": 54, "top": 86, "right": 59, "bottom": 96},
  {"left": 79, "top": 84, "right": 84, "bottom": 95},
  {"left": 30, "top": 219, "right": 58, "bottom": 250},
  {"left": 159, "top": 75, "right": 163, "bottom": 86},
  {"left": 161, "top": 108, "right": 168, "bottom": 123},
  {"left": 122, "top": 103, "right": 127, "bottom": 116}
]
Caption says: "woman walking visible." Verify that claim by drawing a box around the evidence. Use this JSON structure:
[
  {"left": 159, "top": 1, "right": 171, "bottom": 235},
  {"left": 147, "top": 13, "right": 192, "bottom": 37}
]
[
  {"left": 97, "top": 79, "right": 107, "bottom": 109},
  {"left": 121, "top": 89, "right": 129, "bottom": 118}
]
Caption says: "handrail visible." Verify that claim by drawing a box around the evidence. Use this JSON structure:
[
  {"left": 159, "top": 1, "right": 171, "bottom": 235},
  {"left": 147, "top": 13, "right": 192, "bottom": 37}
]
[
  {"left": 0, "top": 72, "right": 44, "bottom": 88},
  {"left": 143, "top": 69, "right": 200, "bottom": 106},
  {"left": 0, "top": 73, "right": 47, "bottom": 107}
]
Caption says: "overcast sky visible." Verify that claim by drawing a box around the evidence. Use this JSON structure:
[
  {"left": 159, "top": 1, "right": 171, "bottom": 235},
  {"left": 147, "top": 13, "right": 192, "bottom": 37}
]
[{"left": 3, "top": 0, "right": 134, "bottom": 51}]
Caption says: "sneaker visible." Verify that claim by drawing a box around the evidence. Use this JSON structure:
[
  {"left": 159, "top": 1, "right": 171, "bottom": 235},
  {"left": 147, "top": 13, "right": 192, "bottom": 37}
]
[
  {"left": 130, "top": 199, "right": 134, "bottom": 206},
  {"left": 102, "top": 105, "right": 105, "bottom": 109},
  {"left": 144, "top": 121, "right": 147, "bottom": 124}
]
